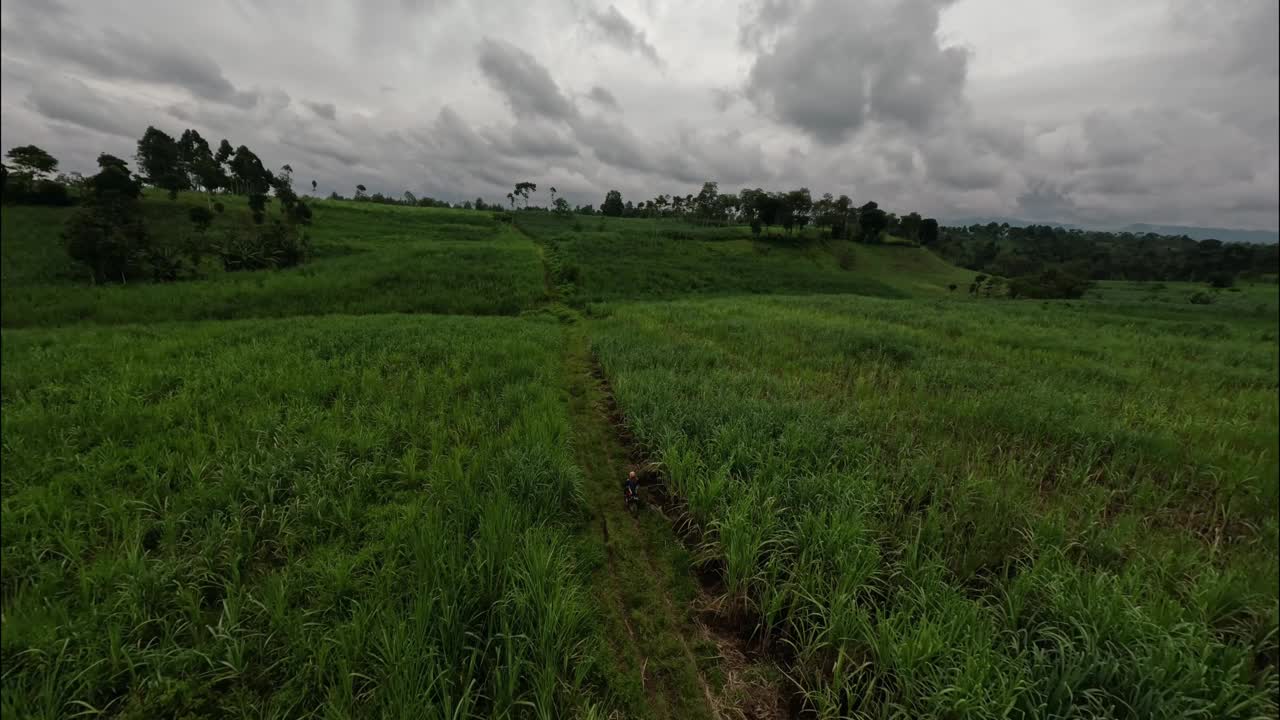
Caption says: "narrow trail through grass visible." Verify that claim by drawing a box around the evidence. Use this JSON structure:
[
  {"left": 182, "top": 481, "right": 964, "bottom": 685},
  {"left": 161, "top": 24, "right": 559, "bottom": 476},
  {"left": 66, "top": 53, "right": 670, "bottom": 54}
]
[
  {"left": 565, "top": 328, "right": 789, "bottom": 720},
  {"left": 527, "top": 220, "right": 788, "bottom": 719},
  {"left": 565, "top": 328, "right": 717, "bottom": 719}
]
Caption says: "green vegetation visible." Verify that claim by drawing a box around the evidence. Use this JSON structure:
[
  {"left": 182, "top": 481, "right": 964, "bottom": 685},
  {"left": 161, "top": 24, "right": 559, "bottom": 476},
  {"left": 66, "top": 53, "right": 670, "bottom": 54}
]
[
  {"left": 563, "top": 329, "right": 722, "bottom": 720},
  {"left": 935, "top": 222, "right": 1279, "bottom": 285},
  {"left": 1, "top": 314, "right": 608, "bottom": 717},
  {"left": 592, "top": 293, "right": 1279, "bottom": 717},
  {"left": 516, "top": 212, "right": 970, "bottom": 305},
  {"left": 2, "top": 196, "right": 545, "bottom": 326},
  {"left": 2, "top": 183, "right": 1277, "bottom": 718}
]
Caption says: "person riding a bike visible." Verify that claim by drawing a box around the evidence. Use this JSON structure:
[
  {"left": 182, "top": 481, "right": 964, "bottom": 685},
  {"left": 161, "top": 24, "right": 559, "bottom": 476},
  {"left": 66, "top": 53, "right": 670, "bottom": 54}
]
[{"left": 623, "top": 471, "right": 640, "bottom": 503}]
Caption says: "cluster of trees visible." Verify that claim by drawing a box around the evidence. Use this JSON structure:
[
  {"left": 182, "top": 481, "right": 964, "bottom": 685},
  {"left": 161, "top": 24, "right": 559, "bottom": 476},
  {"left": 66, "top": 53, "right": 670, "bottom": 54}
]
[
  {"left": 590, "top": 183, "right": 940, "bottom": 245},
  {"left": 132, "top": 126, "right": 313, "bottom": 228},
  {"left": 1, "top": 145, "right": 77, "bottom": 205},
  {"left": 933, "top": 222, "right": 1279, "bottom": 287},
  {"left": 330, "top": 185, "right": 458, "bottom": 208},
  {"left": 63, "top": 148, "right": 311, "bottom": 283},
  {"left": 3, "top": 126, "right": 315, "bottom": 284}
]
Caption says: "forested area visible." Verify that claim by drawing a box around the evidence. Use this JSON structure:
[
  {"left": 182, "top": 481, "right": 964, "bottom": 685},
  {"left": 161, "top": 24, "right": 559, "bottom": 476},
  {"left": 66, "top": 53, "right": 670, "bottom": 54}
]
[{"left": 933, "top": 222, "right": 1279, "bottom": 287}]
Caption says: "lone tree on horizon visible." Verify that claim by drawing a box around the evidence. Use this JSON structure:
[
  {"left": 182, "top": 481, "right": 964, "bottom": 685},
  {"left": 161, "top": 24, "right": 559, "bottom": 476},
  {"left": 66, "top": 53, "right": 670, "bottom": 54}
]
[
  {"left": 5, "top": 145, "right": 58, "bottom": 194},
  {"left": 513, "top": 181, "right": 536, "bottom": 209}
]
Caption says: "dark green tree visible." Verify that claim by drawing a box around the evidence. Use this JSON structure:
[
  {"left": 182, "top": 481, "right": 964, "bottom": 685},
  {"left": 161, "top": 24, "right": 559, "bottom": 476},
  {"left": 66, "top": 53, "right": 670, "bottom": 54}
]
[
  {"left": 64, "top": 154, "right": 151, "bottom": 283},
  {"left": 920, "top": 218, "right": 939, "bottom": 246},
  {"left": 513, "top": 181, "right": 537, "bottom": 209},
  {"left": 858, "top": 201, "right": 888, "bottom": 243},
  {"left": 601, "top": 189, "right": 624, "bottom": 217},
  {"left": 229, "top": 145, "right": 272, "bottom": 196},
  {"left": 5, "top": 145, "right": 58, "bottom": 189},
  {"left": 136, "top": 126, "right": 188, "bottom": 199},
  {"left": 694, "top": 181, "right": 720, "bottom": 223}
]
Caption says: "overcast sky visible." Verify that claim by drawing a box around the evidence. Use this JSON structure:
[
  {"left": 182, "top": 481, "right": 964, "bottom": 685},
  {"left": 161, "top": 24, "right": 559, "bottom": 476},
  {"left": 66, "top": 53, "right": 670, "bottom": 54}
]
[{"left": 2, "top": 0, "right": 1277, "bottom": 229}]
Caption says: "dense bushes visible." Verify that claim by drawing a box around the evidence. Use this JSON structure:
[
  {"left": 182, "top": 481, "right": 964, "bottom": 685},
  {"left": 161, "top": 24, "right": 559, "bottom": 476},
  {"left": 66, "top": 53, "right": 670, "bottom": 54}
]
[
  {"left": 3, "top": 178, "right": 74, "bottom": 206},
  {"left": 217, "top": 219, "right": 310, "bottom": 271},
  {"left": 63, "top": 155, "right": 154, "bottom": 283},
  {"left": 62, "top": 156, "right": 311, "bottom": 283},
  {"left": 1007, "top": 266, "right": 1094, "bottom": 299}
]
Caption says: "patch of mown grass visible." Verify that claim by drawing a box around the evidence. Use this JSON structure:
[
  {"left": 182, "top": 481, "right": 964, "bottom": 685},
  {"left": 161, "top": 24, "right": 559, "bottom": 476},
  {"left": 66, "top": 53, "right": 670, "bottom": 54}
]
[
  {"left": 589, "top": 293, "right": 1279, "bottom": 718},
  {"left": 1, "top": 195, "right": 546, "bottom": 327},
  {"left": 0, "top": 313, "right": 608, "bottom": 718}
]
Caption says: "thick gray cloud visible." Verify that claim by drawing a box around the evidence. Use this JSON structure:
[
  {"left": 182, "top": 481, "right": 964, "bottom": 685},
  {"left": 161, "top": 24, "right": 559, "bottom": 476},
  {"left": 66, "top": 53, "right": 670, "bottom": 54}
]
[
  {"left": 745, "top": 0, "right": 969, "bottom": 144},
  {"left": 29, "top": 77, "right": 138, "bottom": 139},
  {"left": 0, "top": 0, "right": 1275, "bottom": 230},
  {"left": 477, "top": 38, "right": 578, "bottom": 121},
  {"left": 586, "top": 86, "right": 620, "bottom": 110},
  {"left": 304, "top": 101, "right": 338, "bottom": 121},
  {"left": 2, "top": 1, "right": 257, "bottom": 108},
  {"left": 586, "top": 6, "right": 663, "bottom": 66}
]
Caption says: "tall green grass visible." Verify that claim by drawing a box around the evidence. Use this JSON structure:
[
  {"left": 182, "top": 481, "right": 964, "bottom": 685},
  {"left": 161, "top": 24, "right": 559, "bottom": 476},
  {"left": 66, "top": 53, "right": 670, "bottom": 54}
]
[
  {"left": 515, "top": 213, "right": 970, "bottom": 305},
  {"left": 1, "top": 196, "right": 546, "bottom": 327},
  {"left": 591, "top": 293, "right": 1280, "bottom": 718},
  {"left": 1, "top": 314, "right": 605, "bottom": 718}
]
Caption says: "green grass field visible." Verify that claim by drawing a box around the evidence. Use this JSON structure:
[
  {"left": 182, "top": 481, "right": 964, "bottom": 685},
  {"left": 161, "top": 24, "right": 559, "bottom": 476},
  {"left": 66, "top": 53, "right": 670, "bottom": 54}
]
[
  {"left": 592, "top": 293, "right": 1279, "bottom": 717},
  {"left": 1, "top": 314, "right": 606, "bottom": 718},
  {"left": 2, "top": 197, "right": 1277, "bottom": 718},
  {"left": 515, "top": 212, "right": 971, "bottom": 306},
  {"left": 1, "top": 196, "right": 545, "bottom": 327}
]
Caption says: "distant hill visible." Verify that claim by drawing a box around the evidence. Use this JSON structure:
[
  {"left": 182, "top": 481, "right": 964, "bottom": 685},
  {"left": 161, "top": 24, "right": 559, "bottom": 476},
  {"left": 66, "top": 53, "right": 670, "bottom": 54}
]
[
  {"left": 943, "top": 216, "right": 1278, "bottom": 245},
  {"left": 1120, "top": 223, "right": 1278, "bottom": 245}
]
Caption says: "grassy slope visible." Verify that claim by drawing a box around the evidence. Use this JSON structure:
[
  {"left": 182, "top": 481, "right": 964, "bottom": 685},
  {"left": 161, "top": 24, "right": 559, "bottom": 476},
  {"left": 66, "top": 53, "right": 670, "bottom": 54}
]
[
  {"left": 590, "top": 293, "right": 1279, "bottom": 717},
  {"left": 516, "top": 212, "right": 971, "bottom": 304},
  {"left": 1, "top": 195, "right": 546, "bottom": 327},
  {"left": 0, "top": 314, "right": 605, "bottom": 718},
  {"left": 8, "top": 196, "right": 1276, "bottom": 717}
]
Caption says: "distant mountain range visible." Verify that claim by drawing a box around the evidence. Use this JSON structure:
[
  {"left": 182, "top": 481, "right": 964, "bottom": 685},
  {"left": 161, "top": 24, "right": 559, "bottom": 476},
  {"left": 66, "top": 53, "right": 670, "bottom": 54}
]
[{"left": 941, "top": 217, "right": 1279, "bottom": 245}]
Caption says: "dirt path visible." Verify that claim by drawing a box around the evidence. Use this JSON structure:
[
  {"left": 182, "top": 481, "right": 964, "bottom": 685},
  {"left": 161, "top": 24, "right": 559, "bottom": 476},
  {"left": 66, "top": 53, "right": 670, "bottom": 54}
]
[
  {"left": 524, "top": 219, "right": 786, "bottom": 719},
  {"left": 564, "top": 329, "right": 715, "bottom": 719},
  {"left": 563, "top": 329, "right": 788, "bottom": 720}
]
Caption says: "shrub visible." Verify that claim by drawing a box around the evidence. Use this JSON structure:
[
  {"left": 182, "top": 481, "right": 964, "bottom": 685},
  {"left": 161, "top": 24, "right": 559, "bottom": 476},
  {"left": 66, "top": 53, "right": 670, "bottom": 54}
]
[
  {"left": 1207, "top": 272, "right": 1236, "bottom": 288},
  {"left": 64, "top": 208, "right": 152, "bottom": 283},
  {"left": 188, "top": 206, "right": 214, "bottom": 232},
  {"left": 64, "top": 155, "right": 154, "bottom": 283},
  {"left": 3, "top": 178, "right": 75, "bottom": 206},
  {"left": 29, "top": 180, "right": 73, "bottom": 206},
  {"left": 218, "top": 219, "right": 310, "bottom": 272},
  {"left": 144, "top": 244, "right": 186, "bottom": 282},
  {"left": 1008, "top": 267, "right": 1093, "bottom": 299}
]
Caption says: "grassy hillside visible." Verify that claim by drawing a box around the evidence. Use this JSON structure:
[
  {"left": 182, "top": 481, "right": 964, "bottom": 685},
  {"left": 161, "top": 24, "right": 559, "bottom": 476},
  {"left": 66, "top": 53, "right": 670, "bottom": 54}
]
[
  {"left": 592, "top": 293, "right": 1279, "bottom": 717},
  {"left": 2, "top": 196, "right": 1276, "bottom": 718},
  {"left": 515, "top": 212, "right": 970, "bottom": 305},
  {"left": 1, "top": 195, "right": 546, "bottom": 326},
  {"left": 1, "top": 314, "right": 606, "bottom": 717}
]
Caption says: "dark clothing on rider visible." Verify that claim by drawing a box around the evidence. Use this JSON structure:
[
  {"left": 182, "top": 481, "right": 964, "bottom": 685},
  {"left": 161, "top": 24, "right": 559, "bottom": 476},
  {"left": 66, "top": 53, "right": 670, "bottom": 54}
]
[{"left": 623, "top": 478, "right": 640, "bottom": 498}]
